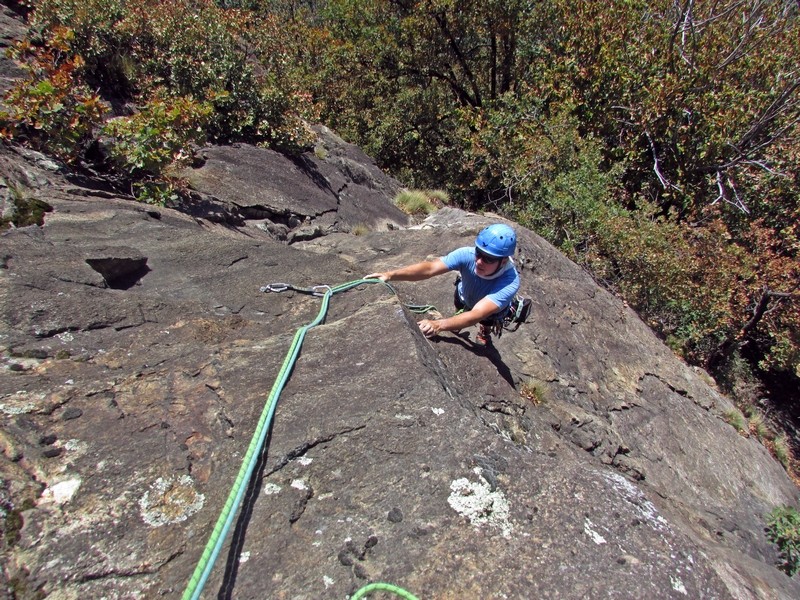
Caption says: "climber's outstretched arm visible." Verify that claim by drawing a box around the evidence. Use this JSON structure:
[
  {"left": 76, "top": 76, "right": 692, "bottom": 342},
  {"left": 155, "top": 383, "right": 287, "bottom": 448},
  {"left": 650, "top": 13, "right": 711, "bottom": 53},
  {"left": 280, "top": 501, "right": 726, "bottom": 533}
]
[{"left": 366, "top": 259, "right": 450, "bottom": 282}]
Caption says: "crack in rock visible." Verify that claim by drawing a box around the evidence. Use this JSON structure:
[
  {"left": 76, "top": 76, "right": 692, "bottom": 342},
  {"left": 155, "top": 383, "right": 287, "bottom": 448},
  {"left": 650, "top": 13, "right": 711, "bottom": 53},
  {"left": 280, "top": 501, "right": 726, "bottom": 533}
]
[{"left": 267, "top": 425, "right": 366, "bottom": 476}]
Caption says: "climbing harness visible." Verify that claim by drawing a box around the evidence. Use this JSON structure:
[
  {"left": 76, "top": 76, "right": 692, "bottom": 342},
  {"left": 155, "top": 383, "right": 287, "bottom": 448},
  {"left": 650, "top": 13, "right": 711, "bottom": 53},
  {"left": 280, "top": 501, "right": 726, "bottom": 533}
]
[
  {"left": 182, "top": 278, "right": 418, "bottom": 600},
  {"left": 502, "top": 295, "right": 532, "bottom": 332},
  {"left": 481, "top": 295, "right": 531, "bottom": 341},
  {"left": 452, "top": 275, "right": 531, "bottom": 337}
]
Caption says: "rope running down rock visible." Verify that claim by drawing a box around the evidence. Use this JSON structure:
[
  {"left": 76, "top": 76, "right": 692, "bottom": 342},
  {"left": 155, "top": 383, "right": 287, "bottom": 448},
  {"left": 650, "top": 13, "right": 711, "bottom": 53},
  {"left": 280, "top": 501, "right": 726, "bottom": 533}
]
[{"left": 182, "top": 279, "right": 419, "bottom": 600}]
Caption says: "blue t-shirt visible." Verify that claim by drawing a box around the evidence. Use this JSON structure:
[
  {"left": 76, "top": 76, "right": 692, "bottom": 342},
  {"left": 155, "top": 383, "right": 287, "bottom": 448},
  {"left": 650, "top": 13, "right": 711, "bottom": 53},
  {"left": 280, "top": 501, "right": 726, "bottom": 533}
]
[{"left": 442, "top": 247, "right": 520, "bottom": 314}]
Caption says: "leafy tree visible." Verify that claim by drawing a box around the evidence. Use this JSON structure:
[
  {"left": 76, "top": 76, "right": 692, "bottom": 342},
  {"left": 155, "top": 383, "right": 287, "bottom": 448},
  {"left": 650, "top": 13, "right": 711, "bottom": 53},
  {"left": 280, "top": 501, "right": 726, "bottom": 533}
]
[
  {"left": 313, "top": 0, "right": 554, "bottom": 193},
  {"left": 303, "top": 0, "right": 799, "bottom": 391},
  {"left": 0, "top": 26, "right": 107, "bottom": 161},
  {"left": 3, "top": 0, "right": 318, "bottom": 163}
]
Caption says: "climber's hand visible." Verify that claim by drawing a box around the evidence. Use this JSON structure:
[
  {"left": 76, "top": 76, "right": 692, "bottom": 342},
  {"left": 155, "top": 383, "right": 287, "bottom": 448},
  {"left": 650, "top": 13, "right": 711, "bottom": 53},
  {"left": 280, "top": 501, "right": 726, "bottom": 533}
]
[{"left": 418, "top": 319, "right": 441, "bottom": 338}]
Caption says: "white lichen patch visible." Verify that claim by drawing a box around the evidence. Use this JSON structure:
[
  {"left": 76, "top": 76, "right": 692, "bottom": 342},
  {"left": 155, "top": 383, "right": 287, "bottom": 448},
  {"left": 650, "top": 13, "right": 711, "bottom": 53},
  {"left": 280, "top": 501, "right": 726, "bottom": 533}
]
[
  {"left": 239, "top": 551, "right": 251, "bottom": 564},
  {"left": 431, "top": 407, "right": 445, "bottom": 415},
  {"left": 263, "top": 483, "right": 282, "bottom": 495},
  {"left": 39, "top": 478, "right": 81, "bottom": 505},
  {"left": 63, "top": 439, "right": 88, "bottom": 460},
  {"left": 0, "top": 391, "right": 44, "bottom": 415},
  {"left": 671, "top": 576, "right": 688, "bottom": 595},
  {"left": 447, "top": 468, "right": 513, "bottom": 538},
  {"left": 290, "top": 479, "right": 308, "bottom": 491},
  {"left": 323, "top": 575, "right": 335, "bottom": 589},
  {"left": 64, "top": 439, "right": 82, "bottom": 451},
  {"left": 584, "top": 518, "right": 607, "bottom": 545},
  {"left": 139, "top": 474, "right": 205, "bottom": 527},
  {"left": 297, "top": 456, "right": 313, "bottom": 466},
  {"left": 600, "top": 471, "right": 670, "bottom": 532}
]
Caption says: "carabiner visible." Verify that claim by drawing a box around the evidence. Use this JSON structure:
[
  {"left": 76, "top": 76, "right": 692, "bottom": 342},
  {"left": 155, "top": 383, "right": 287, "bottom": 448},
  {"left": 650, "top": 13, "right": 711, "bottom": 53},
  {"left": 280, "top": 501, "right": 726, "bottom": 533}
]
[
  {"left": 311, "top": 285, "right": 332, "bottom": 297},
  {"left": 260, "top": 283, "right": 291, "bottom": 293}
]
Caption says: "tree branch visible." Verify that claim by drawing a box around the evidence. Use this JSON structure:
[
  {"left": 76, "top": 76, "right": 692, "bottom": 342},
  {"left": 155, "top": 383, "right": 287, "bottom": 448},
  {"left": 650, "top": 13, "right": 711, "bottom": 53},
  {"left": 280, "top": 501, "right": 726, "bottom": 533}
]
[
  {"left": 706, "top": 284, "right": 798, "bottom": 370},
  {"left": 645, "top": 130, "right": 682, "bottom": 192},
  {"left": 431, "top": 10, "right": 483, "bottom": 107}
]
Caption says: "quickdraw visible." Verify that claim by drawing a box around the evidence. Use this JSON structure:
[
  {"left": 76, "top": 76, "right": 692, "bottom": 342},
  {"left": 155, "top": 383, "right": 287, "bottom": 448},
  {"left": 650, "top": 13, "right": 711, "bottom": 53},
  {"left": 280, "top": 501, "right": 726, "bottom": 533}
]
[
  {"left": 261, "top": 281, "right": 438, "bottom": 315},
  {"left": 260, "top": 282, "right": 332, "bottom": 297}
]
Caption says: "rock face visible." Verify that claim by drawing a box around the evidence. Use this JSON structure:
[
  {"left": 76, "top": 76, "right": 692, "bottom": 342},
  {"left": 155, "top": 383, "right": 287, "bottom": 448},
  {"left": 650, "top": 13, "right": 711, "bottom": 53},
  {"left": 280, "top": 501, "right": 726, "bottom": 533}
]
[
  {"left": 174, "top": 126, "right": 409, "bottom": 239},
  {"left": 0, "top": 9, "right": 798, "bottom": 597},
  {"left": 2, "top": 141, "right": 799, "bottom": 600},
  {"left": 0, "top": 2, "right": 26, "bottom": 103}
]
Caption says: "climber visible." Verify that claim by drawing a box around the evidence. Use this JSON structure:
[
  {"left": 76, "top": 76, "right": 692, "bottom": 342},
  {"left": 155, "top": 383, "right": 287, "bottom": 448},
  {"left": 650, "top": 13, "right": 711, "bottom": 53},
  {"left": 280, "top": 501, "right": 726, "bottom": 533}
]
[{"left": 366, "top": 223, "right": 521, "bottom": 346}]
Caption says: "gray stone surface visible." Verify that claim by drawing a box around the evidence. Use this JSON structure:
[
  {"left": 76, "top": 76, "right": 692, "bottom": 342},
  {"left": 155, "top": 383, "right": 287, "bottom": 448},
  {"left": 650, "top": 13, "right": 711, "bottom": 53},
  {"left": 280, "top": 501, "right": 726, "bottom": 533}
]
[
  {"left": 0, "top": 1, "right": 26, "bottom": 103},
  {"left": 175, "top": 130, "right": 409, "bottom": 237},
  {"left": 1, "top": 144, "right": 799, "bottom": 600}
]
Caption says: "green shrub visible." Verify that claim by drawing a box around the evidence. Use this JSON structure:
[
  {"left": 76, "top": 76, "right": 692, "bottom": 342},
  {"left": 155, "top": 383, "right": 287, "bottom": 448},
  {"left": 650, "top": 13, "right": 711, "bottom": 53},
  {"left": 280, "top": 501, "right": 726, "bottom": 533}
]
[
  {"left": 426, "top": 189, "right": 450, "bottom": 206},
  {"left": 131, "top": 181, "right": 179, "bottom": 206},
  {"left": 749, "top": 413, "right": 770, "bottom": 441},
  {"left": 314, "top": 144, "right": 329, "bottom": 160},
  {"left": 4, "top": 0, "right": 318, "bottom": 163},
  {"left": 101, "top": 94, "right": 212, "bottom": 177},
  {"left": 0, "top": 27, "right": 107, "bottom": 162},
  {"left": 0, "top": 182, "right": 53, "bottom": 230},
  {"left": 773, "top": 435, "right": 791, "bottom": 470},
  {"left": 351, "top": 223, "right": 369, "bottom": 236},
  {"left": 395, "top": 189, "right": 436, "bottom": 216},
  {"left": 520, "top": 381, "right": 547, "bottom": 405},
  {"left": 766, "top": 505, "right": 800, "bottom": 576},
  {"left": 723, "top": 409, "right": 747, "bottom": 434}
]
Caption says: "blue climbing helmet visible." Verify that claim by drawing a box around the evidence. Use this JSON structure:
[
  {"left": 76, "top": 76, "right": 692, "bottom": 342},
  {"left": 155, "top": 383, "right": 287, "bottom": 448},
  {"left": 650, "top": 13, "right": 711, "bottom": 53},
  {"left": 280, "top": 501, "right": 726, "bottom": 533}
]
[{"left": 475, "top": 223, "right": 517, "bottom": 258}]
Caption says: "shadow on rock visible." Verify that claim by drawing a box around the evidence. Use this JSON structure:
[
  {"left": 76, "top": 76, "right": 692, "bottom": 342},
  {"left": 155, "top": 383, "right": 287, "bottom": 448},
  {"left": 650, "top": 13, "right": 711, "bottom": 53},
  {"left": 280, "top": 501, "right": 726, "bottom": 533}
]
[
  {"left": 217, "top": 422, "right": 275, "bottom": 600},
  {"left": 434, "top": 333, "right": 516, "bottom": 389}
]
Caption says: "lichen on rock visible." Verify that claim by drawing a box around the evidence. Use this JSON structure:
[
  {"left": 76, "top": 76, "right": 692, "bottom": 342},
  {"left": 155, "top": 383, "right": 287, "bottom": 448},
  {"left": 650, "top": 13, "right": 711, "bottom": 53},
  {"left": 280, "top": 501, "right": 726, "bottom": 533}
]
[
  {"left": 448, "top": 467, "right": 513, "bottom": 538},
  {"left": 138, "top": 475, "right": 205, "bottom": 527}
]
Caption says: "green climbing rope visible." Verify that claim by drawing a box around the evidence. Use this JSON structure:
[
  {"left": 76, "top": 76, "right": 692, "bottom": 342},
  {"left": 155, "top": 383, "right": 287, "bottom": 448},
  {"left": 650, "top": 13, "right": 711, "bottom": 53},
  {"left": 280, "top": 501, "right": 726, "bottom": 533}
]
[
  {"left": 260, "top": 281, "right": 438, "bottom": 315},
  {"left": 351, "top": 582, "right": 420, "bottom": 600},
  {"left": 404, "top": 303, "right": 438, "bottom": 314},
  {"left": 182, "top": 278, "right": 418, "bottom": 600}
]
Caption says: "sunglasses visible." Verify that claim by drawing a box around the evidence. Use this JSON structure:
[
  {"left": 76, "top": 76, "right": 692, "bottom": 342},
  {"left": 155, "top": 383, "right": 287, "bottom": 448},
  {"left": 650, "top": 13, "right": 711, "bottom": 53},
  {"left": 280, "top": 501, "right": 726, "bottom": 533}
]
[{"left": 475, "top": 248, "right": 501, "bottom": 264}]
